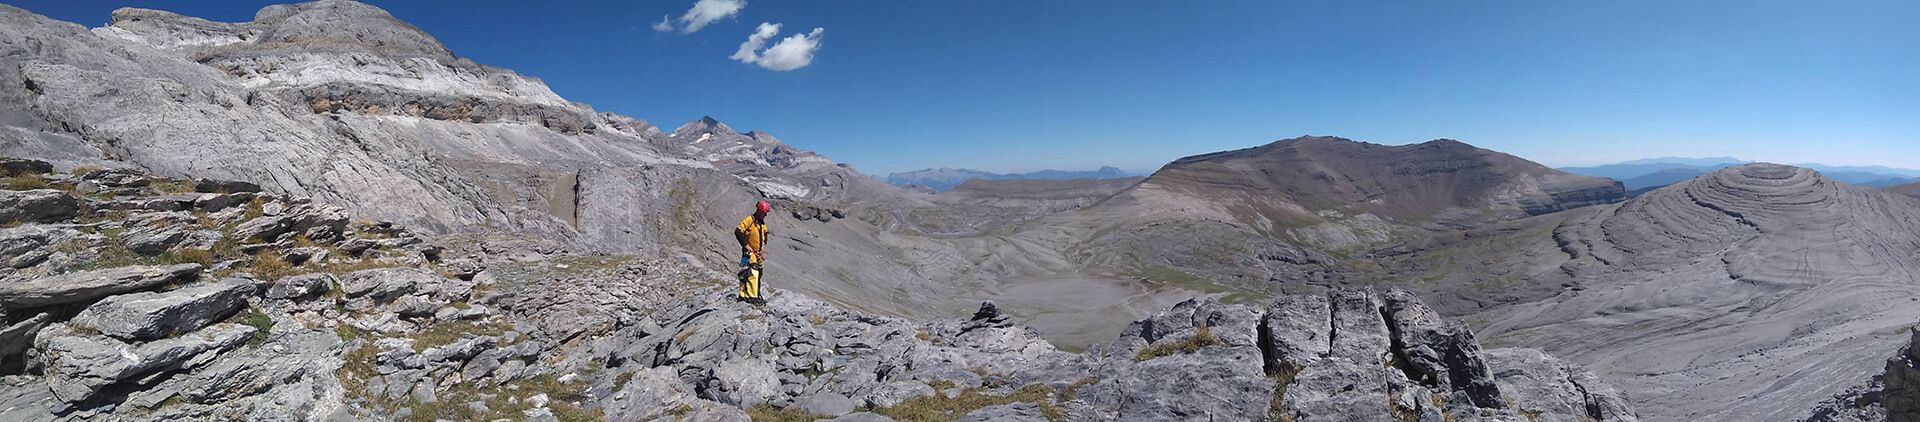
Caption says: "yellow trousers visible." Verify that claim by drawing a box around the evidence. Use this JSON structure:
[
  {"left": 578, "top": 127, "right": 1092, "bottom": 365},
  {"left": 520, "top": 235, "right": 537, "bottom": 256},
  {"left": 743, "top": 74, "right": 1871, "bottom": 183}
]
[{"left": 738, "top": 266, "right": 762, "bottom": 299}]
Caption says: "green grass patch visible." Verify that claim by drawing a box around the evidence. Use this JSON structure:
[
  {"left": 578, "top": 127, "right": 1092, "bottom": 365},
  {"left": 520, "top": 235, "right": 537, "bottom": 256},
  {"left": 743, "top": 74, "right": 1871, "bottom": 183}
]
[
  {"left": 1061, "top": 377, "right": 1098, "bottom": 402},
  {"left": 71, "top": 228, "right": 219, "bottom": 271},
  {"left": 2, "top": 174, "right": 49, "bottom": 190},
  {"left": 1264, "top": 366, "right": 1300, "bottom": 421},
  {"left": 411, "top": 319, "right": 508, "bottom": 352},
  {"left": 243, "top": 196, "right": 266, "bottom": 220},
  {"left": 872, "top": 384, "right": 1062, "bottom": 422},
  {"left": 748, "top": 404, "right": 823, "bottom": 422},
  {"left": 333, "top": 324, "right": 362, "bottom": 342},
  {"left": 612, "top": 370, "right": 635, "bottom": 391},
  {"left": 240, "top": 307, "right": 273, "bottom": 347},
  {"left": 149, "top": 178, "right": 195, "bottom": 194},
  {"left": 1135, "top": 326, "right": 1224, "bottom": 362}
]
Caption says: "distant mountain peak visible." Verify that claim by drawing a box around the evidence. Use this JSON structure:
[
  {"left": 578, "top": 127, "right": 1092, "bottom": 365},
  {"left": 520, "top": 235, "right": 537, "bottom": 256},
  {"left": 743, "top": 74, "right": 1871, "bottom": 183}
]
[
  {"left": 1618, "top": 156, "right": 1745, "bottom": 166},
  {"left": 672, "top": 116, "right": 735, "bottom": 138},
  {"left": 885, "top": 166, "right": 1138, "bottom": 192}
]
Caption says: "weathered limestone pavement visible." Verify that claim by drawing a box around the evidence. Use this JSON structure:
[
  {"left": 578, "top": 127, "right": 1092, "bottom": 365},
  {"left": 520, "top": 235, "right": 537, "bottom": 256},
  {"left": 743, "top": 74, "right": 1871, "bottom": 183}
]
[{"left": 0, "top": 159, "right": 1636, "bottom": 421}]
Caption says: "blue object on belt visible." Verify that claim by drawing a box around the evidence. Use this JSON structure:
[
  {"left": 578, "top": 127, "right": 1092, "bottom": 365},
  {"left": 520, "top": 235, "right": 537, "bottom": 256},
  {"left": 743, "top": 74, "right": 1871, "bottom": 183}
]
[{"left": 741, "top": 255, "right": 752, "bottom": 266}]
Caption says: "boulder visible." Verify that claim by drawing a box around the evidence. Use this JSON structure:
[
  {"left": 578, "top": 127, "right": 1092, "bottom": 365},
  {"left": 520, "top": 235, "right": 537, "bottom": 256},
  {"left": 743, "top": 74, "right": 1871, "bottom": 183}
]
[
  {"left": 1382, "top": 289, "right": 1503, "bottom": 408},
  {"left": 80, "top": 168, "right": 151, "bottom": 188},
  {"left": 1329, "top": 289, "right": 1390, "bottom": 363},
  {"left": 69, "top": 278, "right": 253, "bottom": 341},
  {"left": 35, "top": 323, "right": 256, "bottom": 403},
  {"left": 0, "top": 158, "right": 53, "bottom": 176},
  {"left": 0, "top": 263, "right": 202, "bottom": 308},
  {"left": 0, "top": 225, "right": 64, "bottom": 268},
  {"left": 1074, "top": 346, "right": 1274, "bottom": 420},
  {"left": 1107, "top": 297, "right": 1262, "bottom": 359},
  {"left": 711, "top": 357, "right": 781, "bottom": 407},
  {"left": 795, "top": 392, "right": 857, "bottom": 417},
  {"left": 0, "top": 312, "right": 51, "bottom": 373},
  {"left": 420, "top": 335, "right": 495, "bottom": 363},
  {"left": 1261, "top": 293, "right": 1332, "bottom": 373},
  {"left": 1889, "top": 326, "right": 1920, "bottom": 421},
  {"left": 863, "top": 381, "right": 935, "bottom": 408},
  {"left": 338, "top": 268, "right": 434, "bottom": 301},
  {"left": 602, "top": 367, "right": 717, "bottom": 420},
  {"left": 0, "top": 189, "right": 80, "bottom": 223},
  {"left": 264, "top": 273, "right": 333, "bottom": 300},
  {"left": 231, "top": 215, "right": 293, "bottom": 242},
  {"left": 958, "top": 402, "right": 1047, "bottom": 422},
  {"left": 1278, "top": 357, "right": 1400, "bottom": 422},
  {"left": 123, "top": 224, "right": 189, "bottom": 255},
  {"left": 194, "top": 192, "right": 254, "bottom": 212},
  {"left": 135, "top": 195, "right": 198, "bottom": 212},
  {"left": 1483, "top": 348, "right": 1637, "bottom": 422}
]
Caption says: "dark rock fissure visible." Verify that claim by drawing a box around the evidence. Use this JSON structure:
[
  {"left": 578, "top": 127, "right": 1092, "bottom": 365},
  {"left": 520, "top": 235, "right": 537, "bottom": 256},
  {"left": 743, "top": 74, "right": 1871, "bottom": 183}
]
[
  {"left": 570, "top": 170, "right": 582, "bottom": 229},
  {"left": 1568, "top": 368, "right": 1604, "bottom": 420},
  {"left": 1256, "top": 309, "right": 1279, "bottom": 376},
  {"left": 1323, "top": 292, "right": 1338, "bottom": 361},
  {"left": 1378, "top": 299, "right": 1421, "bottom": 385}
]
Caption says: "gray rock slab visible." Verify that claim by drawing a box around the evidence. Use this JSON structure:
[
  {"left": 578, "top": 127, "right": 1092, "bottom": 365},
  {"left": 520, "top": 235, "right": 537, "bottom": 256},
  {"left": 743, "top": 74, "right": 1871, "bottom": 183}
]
[
  {"left": 0, "top": 263, "right": 202, "bottom": 308},
  {"left": 70, "top": 277, "right": 252, "bottom": 341}
]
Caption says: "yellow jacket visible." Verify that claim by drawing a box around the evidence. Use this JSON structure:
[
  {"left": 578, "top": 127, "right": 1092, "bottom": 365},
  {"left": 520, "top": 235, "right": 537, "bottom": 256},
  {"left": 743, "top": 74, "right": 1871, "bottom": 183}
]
[{"left": 735, "top": 214, "right": 769, "bottom": 263}]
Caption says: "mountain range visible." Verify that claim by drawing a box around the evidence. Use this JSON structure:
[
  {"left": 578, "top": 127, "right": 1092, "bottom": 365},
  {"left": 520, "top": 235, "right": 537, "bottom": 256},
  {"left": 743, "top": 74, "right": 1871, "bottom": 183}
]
[
  {"left": 1562, "top": 158, "right": 1920, "bottom": 192},
  {"left": 885, "top": 166, "right": 1136, "bottom": 192},
  {"left": 0, "top": 1, "right": 1913, "bottom": 421}
]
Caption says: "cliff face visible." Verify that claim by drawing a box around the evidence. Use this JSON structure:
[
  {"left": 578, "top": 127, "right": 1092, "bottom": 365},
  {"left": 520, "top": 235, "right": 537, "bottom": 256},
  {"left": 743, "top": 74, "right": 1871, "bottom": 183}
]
[{"left": 0, "top": 1, "right": 888, "bottom": 254}]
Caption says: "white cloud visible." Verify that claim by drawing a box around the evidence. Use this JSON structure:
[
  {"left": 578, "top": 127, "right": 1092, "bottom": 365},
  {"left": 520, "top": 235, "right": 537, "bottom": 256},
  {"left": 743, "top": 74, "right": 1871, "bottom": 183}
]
[
  {"left": 673, "top": 0, "right": 745, "bottom": 34},
  {"left": 730, "top": 22, "right": 781, "bottom": 62},
  {"left": 652, "top": 15, "right": 674, "bottom": 32},
  {"left": 730, "top": 22, "right": 824, "bottom": 71}
]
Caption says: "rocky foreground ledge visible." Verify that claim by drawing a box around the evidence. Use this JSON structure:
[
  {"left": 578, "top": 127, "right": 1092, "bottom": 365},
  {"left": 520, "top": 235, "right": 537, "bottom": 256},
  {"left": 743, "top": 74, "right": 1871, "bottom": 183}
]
[{"left": 0, "top": 159, "right": 1634, "bottom": 421}]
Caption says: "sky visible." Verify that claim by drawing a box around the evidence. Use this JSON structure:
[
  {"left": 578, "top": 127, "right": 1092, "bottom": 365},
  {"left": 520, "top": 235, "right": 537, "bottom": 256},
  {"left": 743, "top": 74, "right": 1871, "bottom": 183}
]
[{"left": 11, "top": 0, "right": 1918, "bottom": 175}]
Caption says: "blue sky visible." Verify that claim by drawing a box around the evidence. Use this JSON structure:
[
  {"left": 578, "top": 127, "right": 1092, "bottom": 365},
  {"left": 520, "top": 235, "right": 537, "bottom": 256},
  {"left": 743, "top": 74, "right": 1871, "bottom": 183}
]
[{"left": 13, "top": 0, "right": 1918, "bottom": 175}]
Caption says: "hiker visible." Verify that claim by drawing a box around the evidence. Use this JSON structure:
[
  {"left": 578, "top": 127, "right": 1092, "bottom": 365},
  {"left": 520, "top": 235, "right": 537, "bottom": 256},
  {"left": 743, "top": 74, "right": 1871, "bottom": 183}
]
[{"left": 735, "top": 200, "right": 772, "bottom": 304}]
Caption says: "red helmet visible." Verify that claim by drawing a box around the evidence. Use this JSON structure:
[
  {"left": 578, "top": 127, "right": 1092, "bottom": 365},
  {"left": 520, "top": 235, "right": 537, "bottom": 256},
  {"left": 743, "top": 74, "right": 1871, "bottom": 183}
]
[{"left": 755, "top": 201, "right": 771, "bottom": 214}]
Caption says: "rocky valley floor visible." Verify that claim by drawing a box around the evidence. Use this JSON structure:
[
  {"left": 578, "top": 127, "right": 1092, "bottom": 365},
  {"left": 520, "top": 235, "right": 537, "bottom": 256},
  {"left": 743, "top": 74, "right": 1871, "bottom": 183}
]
[{"left": 0, "top": 160, "right": 1638, "bottom": 421}]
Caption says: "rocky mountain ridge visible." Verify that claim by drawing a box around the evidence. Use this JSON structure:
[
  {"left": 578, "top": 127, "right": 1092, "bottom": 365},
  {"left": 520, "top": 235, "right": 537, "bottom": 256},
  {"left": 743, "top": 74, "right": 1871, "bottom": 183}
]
[
  {"left": 1, "top": 2, "right": 1910, "bottom": 421},
  {"left": 0, "top": 158, "right": 1635, "bottom": 421},
  {"left": 886, "top": 167, "right": 1137, "bottom": 192}
]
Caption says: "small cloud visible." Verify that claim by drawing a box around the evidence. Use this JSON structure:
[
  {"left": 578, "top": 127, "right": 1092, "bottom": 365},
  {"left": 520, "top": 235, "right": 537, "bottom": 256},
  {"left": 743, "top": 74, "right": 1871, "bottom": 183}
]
[
  {"left": 730, "top": 22, "right": 824, "bottom": 71},
  {"left": 730, "top": 22, "right": 781, "bottom": 62},
  {"left": 652, "top": 15, "right": 674, "bottom": 32},
  {"left": 672, "top": 0, "right": 745, "bottom": 34}
]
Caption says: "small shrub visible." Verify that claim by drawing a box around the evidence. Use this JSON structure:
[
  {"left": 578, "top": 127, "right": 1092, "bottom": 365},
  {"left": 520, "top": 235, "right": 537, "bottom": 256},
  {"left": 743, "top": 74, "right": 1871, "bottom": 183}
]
[
  {"left": 411, "top": 319, "right": 507, "bottom": 352},
  {"left": 747, "top": 404, "right": 822, "bottom": 422},
  {"left": 334, "top": 324, "right": 361, "bottom": 342},
  {"left": 149, "top": 178, "right": 195, "bottom": 194},
  {"left": 612, "top": 370, "right": 635, "bottom": 391},
  {"left": 1135, "top": 326, "right": 1224, "bottom": 362},
  {"left": 872, "top": 384, "right": 1062, "bottom": 422},
  {"left": 1266, "top": 366, "right": 1301, "bottom": 421},
  {"left": 248, "top": 249, "right": 297, "bottom": 280},
  {"left": 240, "top": 308, "right": 273, "bottom": 347},
  {"left": 243, "top": 196, "right": 266, "bottom": 220},
  {"left": 1062, "top": 377, "right": 1099, "bottom": 402},
  {"left": 2, "top": 174, "right": 48, "bottom": 190},
  {"left": 167, "top": 248, "right": 216, "bottom": 266}
]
